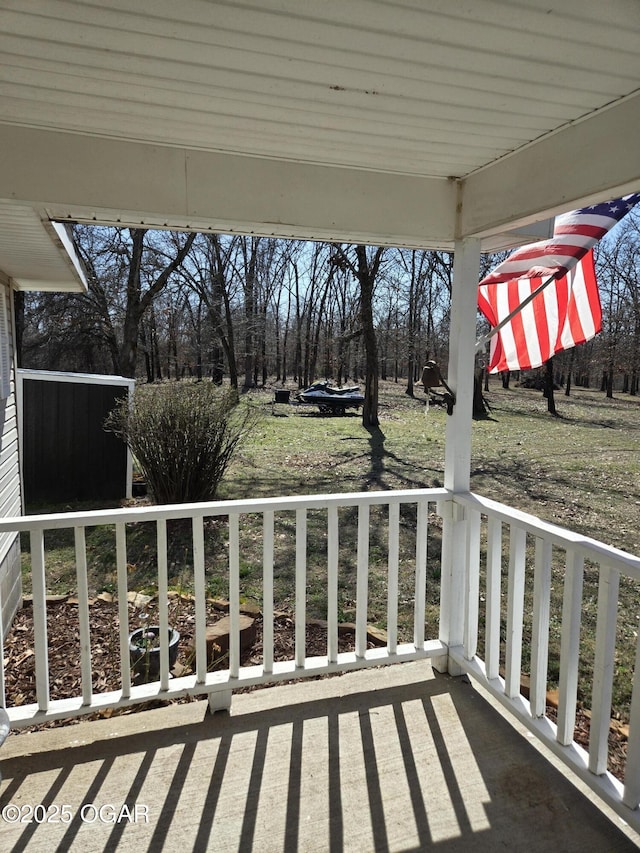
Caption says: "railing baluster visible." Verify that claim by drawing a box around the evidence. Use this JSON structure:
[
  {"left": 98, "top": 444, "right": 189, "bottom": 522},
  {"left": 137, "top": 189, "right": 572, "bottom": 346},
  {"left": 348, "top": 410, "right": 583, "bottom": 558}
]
[
  {"left": 31, "top": 529, "right": 50, "bottom": 711},
  {"left": 263, "top": 511, "right": 274, "bottom": 674},
  {"left": 623, "top": 624, "right": 640, "bottom": 808},
  {"left": 485, "top": 516, "right": 502, "bottom": 680},
  {"left": 530, "top": 537, "right": 552, "bottom": 718},
  {"left": 589, "top": 565, "right": 619, "bottom": 774},
  {"left": 414, "top": 500, "right": 428, "bottom": 651},
  {"left": 157, "top": 519, "right": 170, "bottom": 691},
  {"left": 116, "top": 522, "right": 131, "bottom": 699},
  {"left": 228, "top": 513, "right": 240, "bottom": 678},
  {"left": 327, "top": 506, "right": 339, "bottom": 664},
  {"left": 295, "top": 509, "right": 307, "bottom": 668},
  {"left": 192, "top": 516, "right": 207, "bottom": 683},
  {"left": 387, "top": 503, "right": 399, "bottom": 655},
  {"left": 74, "top": 526, "right": 93, "bottom": 705},
  {"left": 464, "top": 507, "right": 481, "bottom": 660},
  {"left": 356, "top": 504, "right": 369, "bottom": 658},
  {"left": 505, "top": 526, "right": 526, "bottom": 699},
  {"left": 557, "top": 548, "right": 584, "bottom": 745}
]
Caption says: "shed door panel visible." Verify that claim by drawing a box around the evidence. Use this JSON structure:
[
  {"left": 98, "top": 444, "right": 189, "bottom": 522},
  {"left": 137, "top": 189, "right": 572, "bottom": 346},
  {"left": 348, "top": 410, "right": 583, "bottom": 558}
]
[{"left": 23, "top": 380, "right": 127, "bottom": 505}]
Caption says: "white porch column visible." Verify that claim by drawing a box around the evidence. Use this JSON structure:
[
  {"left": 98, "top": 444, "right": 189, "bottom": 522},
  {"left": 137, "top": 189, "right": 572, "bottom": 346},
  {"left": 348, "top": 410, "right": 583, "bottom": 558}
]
[{"left": 437, "top": 237, "right": 481, "bottom": 675}]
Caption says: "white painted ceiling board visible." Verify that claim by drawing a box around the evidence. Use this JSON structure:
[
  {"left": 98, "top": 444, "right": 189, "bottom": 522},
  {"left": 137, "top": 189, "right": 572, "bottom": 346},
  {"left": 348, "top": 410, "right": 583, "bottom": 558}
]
[{"left": 0, "top": 0, "right": 639, "bottom": 283}]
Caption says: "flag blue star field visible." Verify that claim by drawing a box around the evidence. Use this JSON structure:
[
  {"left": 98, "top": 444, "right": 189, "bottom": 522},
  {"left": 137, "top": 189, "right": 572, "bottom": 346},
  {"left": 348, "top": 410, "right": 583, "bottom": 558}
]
[{"left": 479, "top": 194, "right": 640, "bottom": 286}]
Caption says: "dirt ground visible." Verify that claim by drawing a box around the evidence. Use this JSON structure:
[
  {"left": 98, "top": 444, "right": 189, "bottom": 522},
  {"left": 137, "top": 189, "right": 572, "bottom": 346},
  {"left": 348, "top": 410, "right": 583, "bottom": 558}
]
[{"left": 4, "top": 595, "right": 364, "bottom": 704}]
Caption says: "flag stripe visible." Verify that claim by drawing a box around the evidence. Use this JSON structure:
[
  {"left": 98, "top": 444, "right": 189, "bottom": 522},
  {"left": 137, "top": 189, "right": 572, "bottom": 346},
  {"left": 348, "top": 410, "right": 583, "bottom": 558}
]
[
  {"left": 478, "top": 252, "right": 600, "bottom": 373},
  {"left": 554, "top": 223, "right": 608, "bottom": 239},
  {"left": 529, "top": 282, "right": 555, "bottom": 361},
  {"left": 565, "top": 256, "right": 601, "bottom": 347},
  {"left": 480, "top": 193, "right": 640, "bottom": 286},
  {"left": 509, "top": 283, "right": 531, "bottom": 369}
]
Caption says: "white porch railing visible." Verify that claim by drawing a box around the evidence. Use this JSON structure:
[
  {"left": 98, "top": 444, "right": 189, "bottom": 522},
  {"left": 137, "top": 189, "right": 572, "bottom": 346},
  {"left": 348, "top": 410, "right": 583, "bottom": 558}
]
[
  {"left": 451, "top": 491, "right": 640, "bottom": 832},
  {"left": 1, "top": 487, "right": 639, "bottom": 831},
  {"left": 0, "top": 488, "right": 448, "bottom": 723}
]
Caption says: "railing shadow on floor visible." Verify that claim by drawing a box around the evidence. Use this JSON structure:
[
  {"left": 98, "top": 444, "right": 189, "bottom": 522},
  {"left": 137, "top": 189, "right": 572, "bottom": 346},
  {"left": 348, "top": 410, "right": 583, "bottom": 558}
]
[{"left": 1, "top": 665, "right": 636, "bottom": 852}]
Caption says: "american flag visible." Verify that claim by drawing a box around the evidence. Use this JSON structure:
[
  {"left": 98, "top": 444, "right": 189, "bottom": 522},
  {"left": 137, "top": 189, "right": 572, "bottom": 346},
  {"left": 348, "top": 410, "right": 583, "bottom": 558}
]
[
  {"left": 478, "top": 251, "right": 601, "bottom": 373},
  {"left": 479, "top": 193, "right": 640, "bottom": 286}
]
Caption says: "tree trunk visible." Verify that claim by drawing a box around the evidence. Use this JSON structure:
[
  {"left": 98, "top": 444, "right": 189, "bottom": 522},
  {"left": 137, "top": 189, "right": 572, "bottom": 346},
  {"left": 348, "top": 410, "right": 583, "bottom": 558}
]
[
  {"left": 355, "top": 245, "right": 385, "bottom": 428},
  {"left": 544, "top": 358, "right": 557, "bottom": 415},
  {"left": 210, "top": 343, "right": 223, "bottom": 383},
  {"left": 282, "top": 294, "right": 291, "bottom": 384},
  {"left": 473, "top": 372, "right": 488, "bottom": 417},
  {"left": 242, "top": 238, "right": 259, "bottom": 389},
  {"left": 192, "top": 298, "right": 203, "bottom": 381},
  {"left": 309, "top": 275, "right": 332, "bottom": 385},
  {"left": 406, "top": 370, "right": 414, "bottom": 396},
  {"left": 139, "top": 322, "right": 153, "bottom": 383},
  {"left": 117, "top": 229, "right": 196, "bottom": 378},
  {"left": 565, "top": 349, "right": 574, "bottom": 396}
]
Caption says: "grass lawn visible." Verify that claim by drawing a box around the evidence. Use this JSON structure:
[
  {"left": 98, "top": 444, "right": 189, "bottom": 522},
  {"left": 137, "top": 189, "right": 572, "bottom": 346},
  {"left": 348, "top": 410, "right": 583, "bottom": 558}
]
[
  {"left": 20, "top": 375, "right": 640, "bottom": 719},
  {"left": 224, "top": 377, "right": 640, "bottom": 554}
]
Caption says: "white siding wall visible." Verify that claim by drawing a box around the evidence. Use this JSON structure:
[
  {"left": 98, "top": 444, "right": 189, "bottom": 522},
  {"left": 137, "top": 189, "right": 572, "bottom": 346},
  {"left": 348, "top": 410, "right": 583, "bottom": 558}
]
[{"left": 0, "top": 282, "right": 21, "bottom": 636}]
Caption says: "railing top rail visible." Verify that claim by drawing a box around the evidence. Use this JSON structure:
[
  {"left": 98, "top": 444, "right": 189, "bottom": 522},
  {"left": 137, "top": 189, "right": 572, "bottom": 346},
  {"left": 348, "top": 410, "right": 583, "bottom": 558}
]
[
  {"left": 457, "top": 491, "right": 640, "bottom": 579},
  {"left": 0, "top": 487, "right": 449, "bottom": 532}
]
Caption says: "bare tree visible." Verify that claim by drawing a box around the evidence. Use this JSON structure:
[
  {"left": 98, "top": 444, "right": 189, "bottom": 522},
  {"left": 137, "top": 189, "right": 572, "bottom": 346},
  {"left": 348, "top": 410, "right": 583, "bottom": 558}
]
[
  {"left": 395, "top": 249, "right": 438, "bottom": 396},
  {"left": 73, "top": 226, "right": 196, "bottom": 378},
  {"left": 179, "top": 234, "right": 242, "bottom": 386},
  {"left": 596, "top": 214, "right": 640, "bottom": 395},
  {"left": 597, "top": 242, "right": 630, "bottom": 398},
  {"left": 335, "top": 245, "right": 387, "bottom": 427}
]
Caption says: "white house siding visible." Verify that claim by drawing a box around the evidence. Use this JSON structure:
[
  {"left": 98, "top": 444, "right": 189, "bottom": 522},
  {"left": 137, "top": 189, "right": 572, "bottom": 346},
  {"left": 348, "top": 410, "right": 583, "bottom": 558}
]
[{"left": 0, "top": 282, "right": 21, "bottom": 637}]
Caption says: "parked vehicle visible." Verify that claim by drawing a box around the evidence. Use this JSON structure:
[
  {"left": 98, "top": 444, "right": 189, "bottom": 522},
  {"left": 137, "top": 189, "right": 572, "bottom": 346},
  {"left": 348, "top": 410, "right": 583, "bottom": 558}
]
[{"left": 296, "top": 381, "right": 364, "bottom": 415}]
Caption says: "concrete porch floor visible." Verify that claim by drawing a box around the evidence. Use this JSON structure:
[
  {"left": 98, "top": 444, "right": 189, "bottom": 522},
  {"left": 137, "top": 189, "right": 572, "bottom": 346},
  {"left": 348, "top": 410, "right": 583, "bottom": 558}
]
[{"left": 0, "top": 661, "right": 638, "bottom": 852}]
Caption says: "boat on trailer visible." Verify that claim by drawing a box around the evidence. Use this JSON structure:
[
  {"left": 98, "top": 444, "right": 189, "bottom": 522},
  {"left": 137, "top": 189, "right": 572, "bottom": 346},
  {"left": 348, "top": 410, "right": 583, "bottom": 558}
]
[{"left": 296, "top": 381, "right": 364, "bottom": 415}]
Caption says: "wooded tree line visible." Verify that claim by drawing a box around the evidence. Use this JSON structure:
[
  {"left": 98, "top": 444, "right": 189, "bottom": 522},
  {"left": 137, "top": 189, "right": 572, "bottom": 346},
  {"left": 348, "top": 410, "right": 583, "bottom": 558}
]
[{"left": 16, "top": 212, "right": 640, "bottom": 412}]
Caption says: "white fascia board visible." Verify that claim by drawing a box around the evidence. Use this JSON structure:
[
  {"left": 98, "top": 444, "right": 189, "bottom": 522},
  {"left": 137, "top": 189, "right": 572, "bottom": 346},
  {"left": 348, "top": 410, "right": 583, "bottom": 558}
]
[
  {"left": 0, "top": 125, "right": 457, "bottom": 250},
  {"left": 11, "top": 278, "right": 85, "bottom": 292},
  {"left": 47, "top": 220, "right": 88, "bottom": 292},
  {"left": 17, "top": 368, "right": 134, "bottom": 388},
  {"left": 459, "top": 92, "right": 640, "bottom": 241}
]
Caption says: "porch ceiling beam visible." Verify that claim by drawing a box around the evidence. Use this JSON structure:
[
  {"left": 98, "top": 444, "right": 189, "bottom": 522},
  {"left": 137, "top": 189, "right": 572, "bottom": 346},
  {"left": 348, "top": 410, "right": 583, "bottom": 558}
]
[
  {"left": 460, "top": 93, "right": 640, "bottom": 240},
  {"left": 0, "top": 125, "right": 456, "bottom": 250},
  {"left": 2, "top": 97, "right": 639, "bottom": 252}
]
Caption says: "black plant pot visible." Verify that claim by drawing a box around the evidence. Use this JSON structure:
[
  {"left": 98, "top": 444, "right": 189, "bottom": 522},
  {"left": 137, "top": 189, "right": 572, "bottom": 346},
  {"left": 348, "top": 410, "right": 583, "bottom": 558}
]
[{"left": 128, "top": 626, "right": 180, "bottom": 679}]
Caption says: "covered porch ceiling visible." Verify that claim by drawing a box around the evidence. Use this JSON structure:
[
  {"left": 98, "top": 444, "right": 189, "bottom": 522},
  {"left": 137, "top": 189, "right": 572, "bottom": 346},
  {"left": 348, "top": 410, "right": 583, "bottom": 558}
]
[{"left": 0, "top": 0, "right": 639, "bottom": 290}]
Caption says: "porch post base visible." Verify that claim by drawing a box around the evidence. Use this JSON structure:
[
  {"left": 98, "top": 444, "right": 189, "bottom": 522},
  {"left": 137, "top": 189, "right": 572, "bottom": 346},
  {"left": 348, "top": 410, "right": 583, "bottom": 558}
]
[
  {"left": 446, "top": 659, "right": 464, "bottom": 677},
  {"left": 431, "top": 653, "right": 449, "bottom": 674},
  {"left": 208, "top": 689, "right": 232, "bottom": 714}
]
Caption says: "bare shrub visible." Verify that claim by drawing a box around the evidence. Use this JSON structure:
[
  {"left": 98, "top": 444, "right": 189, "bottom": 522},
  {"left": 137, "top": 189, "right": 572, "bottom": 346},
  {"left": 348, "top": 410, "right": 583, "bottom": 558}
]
[{"left": 106, "top": 383, "right": 257, "bottom": 503}]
